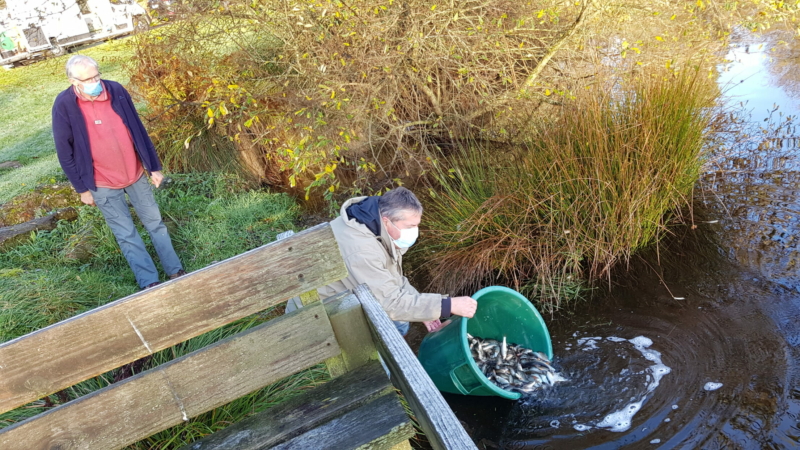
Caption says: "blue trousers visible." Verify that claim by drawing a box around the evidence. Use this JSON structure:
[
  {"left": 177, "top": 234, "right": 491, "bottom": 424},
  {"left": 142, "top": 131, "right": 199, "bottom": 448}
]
[{"left": 92, "top": 175, "right": 182, "bottom": 288}]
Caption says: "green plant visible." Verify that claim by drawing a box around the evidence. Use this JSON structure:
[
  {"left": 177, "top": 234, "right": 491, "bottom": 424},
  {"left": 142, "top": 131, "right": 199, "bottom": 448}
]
[{"left": 415, "top": 68, "right": 719, "bottom": 311}]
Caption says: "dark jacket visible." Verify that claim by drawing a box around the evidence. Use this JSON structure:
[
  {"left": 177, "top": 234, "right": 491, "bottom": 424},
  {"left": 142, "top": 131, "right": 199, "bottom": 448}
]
[{"left": 52, "top": 80, "right": 161, "bottom": 193}]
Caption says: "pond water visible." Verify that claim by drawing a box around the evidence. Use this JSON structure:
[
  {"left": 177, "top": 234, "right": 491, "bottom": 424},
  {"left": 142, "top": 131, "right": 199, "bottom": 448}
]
[{"left": 422, "top": 37, "right": 800, "bottom": 449}]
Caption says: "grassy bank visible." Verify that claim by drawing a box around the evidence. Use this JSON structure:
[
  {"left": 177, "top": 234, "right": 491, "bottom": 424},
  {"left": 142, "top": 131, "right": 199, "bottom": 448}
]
[
  {"left": 0, "top": 173, "right": 326, "bottom": 448},
  {"left": 0, "top": 39, "right": 133, "bottom": 204}
]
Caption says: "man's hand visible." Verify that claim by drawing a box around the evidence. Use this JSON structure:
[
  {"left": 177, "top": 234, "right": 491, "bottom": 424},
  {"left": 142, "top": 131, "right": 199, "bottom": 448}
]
[
  {"left": 424, "top": 319, "right": 443, "bottom": 332},
  {"left": 451, "top": 296, "right": 478, "bottom": 318},
  {"left": 80, "top": 191, "right": 95, "bottom": 206},
  {"left": 150, "top": 171, "right": 164, "bottom": 188}
]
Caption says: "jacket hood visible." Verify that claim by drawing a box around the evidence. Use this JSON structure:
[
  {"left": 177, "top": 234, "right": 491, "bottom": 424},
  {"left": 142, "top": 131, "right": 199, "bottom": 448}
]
[
  {"left": 345, "top": 196, "right": 381, "bottom": 236},
  {"left": 339, "top": 196, "right": 400, "bottom": 258}
]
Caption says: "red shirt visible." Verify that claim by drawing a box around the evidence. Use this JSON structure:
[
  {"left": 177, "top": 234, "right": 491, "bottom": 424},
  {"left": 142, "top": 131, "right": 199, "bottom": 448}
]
[{"left": 76, "top": 83, "right": 143, "bottom": 189}]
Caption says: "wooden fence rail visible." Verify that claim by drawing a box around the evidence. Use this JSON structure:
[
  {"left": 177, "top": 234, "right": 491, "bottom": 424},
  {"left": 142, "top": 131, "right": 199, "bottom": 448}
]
[{"left": 0, "top": 223, "right": 347, "bottom": 414}]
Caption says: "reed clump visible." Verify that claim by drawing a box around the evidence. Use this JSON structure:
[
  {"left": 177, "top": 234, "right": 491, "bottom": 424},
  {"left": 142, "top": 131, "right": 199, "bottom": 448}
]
[{"left": 417, "top": 70, "right": 719, "bottom": 311}]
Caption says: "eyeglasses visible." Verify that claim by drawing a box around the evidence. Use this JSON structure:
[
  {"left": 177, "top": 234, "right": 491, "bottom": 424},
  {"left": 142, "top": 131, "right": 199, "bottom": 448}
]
[{"left": 73, "top": 72, "right": 102, "bottom": 83}]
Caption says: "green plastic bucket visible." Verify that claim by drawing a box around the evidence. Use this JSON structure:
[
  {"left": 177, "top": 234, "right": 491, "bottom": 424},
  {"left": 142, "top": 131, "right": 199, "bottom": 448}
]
[{"left": 417, "top": 286, "right": 553, "bottom": 400}]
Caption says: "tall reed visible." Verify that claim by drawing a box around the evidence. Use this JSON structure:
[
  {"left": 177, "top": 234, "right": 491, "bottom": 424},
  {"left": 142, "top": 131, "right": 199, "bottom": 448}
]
[{"left": 418, "top": 70, "right": 719, "bottom": 311}]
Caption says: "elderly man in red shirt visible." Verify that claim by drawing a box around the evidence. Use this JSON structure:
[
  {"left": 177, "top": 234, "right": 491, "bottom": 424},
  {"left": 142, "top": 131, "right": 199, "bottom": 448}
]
[{"left": 52, "top": 55, "right": 184, "bottom": 290}]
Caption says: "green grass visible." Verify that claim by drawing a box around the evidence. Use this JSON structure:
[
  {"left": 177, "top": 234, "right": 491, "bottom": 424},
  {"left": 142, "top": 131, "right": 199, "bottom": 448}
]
[
  {"left": 415, "top": 69, "right": 719, "bottom": 311},
  {"left": 0, "top": 172, "right": 312, "bottom": 447},
  {"left": 0, "top": 39, "right": 134, "bottom": 203}
]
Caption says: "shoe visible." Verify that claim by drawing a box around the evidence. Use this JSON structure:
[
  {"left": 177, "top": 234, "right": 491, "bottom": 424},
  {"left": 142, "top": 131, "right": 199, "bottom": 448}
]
[
  {"left": 169, "top": 269, "right": 187, "bottom": 280},
  {"left": 142, "top": 281, "right": 161, "bottom": 290}
]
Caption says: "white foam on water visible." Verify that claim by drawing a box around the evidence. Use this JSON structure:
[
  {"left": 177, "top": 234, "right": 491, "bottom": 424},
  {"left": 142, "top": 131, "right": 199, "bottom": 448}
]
[
  {"left": 704, "top": 382, "right": 723, "bottom": 391},
  {"left": 664, "top": 418, "right": 671, "bottom": 422},
  {"left": 596, "top": 400, "right": 643, "bottom": 432},
  {"left": 550, "top": 420, "right": 560, "bottom": 428},
  {"left": 567, "top": 334, "right": 672, "bottom": 433},
  {"left": 629, "top": 335, "right": 653, "bottom": 348},
  {"left": 578, "top": 336, "right": 602, "bottom": 351},
  {"left": 650, "top": 438, "right": 661, "bottom": 444}
]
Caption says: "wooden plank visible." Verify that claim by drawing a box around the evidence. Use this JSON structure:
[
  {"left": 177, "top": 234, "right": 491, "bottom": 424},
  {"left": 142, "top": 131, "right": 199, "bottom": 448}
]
[
  {"left": 324, "top": 293, "right": 379, "bottom": 376},
  {"left": 354, "top": 285, "right": 477, "bottom": 450},
  {"left": 0, "top": 223, "right": 348, "bottom": 414},
  {"left": 271, "top": 391, "right": 414, "bottom": 450},
  {"left": 181, "top": 360, "right": 394, "bottom": 450},
  {"left": 0, "top": 302, "right": 340, "bottom": 450}
]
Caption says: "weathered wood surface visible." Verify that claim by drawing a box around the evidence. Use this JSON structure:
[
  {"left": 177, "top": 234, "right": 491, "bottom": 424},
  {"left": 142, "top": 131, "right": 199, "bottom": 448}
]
[
  {"left": 324, "top": 292, "right": 379, "bottom": 377},
  {"left": 271, "top": 391, "right": 414, "bottom": 450},
  {"left": 0, "top": 223, "right": 347, "bottom": 414},
  {"left": 182, "top": 360, "right": 395, "bottom": 450},
  {"left": 354, "top": 285, "right": 478, "bottom": 450},
  {"left": 0, "top": 302, "right": 340, "bottom": 450}
]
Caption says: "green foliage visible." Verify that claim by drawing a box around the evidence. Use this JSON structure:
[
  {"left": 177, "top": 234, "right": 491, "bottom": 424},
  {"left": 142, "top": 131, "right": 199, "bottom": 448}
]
[
  {"left": 126, "top": 0, "right": 591, "bottom": 199},
  {"left": 416, "top": 69, "right": 719, "bottom": 311}
]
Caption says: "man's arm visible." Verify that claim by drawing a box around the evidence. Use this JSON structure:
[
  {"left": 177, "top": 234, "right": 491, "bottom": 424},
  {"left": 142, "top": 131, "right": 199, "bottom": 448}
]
[
  {"left": 344, "top": 251, "right": 443, "bottom": 322},
  {"left": 52, "top": 100, "right": 88, "bottom": 194},
  {"left": 120, "top": 85, "right": 162, "bottom": 172}
]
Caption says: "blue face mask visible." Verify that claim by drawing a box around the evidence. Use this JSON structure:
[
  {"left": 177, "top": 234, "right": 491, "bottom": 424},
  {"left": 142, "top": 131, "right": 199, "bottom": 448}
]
[{"left": 83, "top": 81, "right": 103, "bottom": 97}]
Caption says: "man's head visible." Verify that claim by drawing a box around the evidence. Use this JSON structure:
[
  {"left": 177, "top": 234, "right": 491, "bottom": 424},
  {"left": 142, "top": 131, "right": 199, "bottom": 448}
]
[
  {"left": 379, "top": 187, "right": 423, "bottom": 247},
  {"left": 66, "top": 55, "right": 102, "bottom": 97}
]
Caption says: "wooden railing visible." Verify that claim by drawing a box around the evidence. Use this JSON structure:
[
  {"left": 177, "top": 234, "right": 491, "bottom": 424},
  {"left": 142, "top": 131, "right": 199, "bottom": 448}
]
[{"left": 0, "top": 223, "right": 476, "bottom": 449}]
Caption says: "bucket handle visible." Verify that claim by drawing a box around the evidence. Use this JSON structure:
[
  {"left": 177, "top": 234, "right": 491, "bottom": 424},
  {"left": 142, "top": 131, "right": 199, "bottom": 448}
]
[{"left": 449, "top": 363, "right": 483, "bottom": 395}]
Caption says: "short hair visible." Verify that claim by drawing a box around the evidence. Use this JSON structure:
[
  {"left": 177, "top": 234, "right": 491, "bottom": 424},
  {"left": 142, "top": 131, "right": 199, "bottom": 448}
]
[
  {"left": 378, "top": 187, "right": 423, "bottom": 222},
  {"left": 65, "top": 55, "right": 99, "bottom": 79}
]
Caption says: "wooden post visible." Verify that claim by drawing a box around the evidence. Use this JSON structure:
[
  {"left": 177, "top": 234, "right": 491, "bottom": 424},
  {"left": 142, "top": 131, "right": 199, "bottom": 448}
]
[
  {"left": 354, "top": 284, "right": 478, "bottom": 450},
  {"left": 324, "top": 293, "right": 380, "bottom": 376}
]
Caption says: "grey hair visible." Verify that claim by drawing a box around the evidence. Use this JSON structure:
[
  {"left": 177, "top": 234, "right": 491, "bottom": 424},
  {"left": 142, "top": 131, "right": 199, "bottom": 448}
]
[
  {"left": 65, "top": 55, "right": 99, "bottom": 79},
  {"left": 378, "top": 187, "right": 423, "bottom": 222}
]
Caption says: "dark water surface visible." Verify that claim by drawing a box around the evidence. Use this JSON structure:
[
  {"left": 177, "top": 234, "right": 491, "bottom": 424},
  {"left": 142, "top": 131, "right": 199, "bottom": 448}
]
[{"left": 413, "top": 39, "right": 800, "bottom": 449}]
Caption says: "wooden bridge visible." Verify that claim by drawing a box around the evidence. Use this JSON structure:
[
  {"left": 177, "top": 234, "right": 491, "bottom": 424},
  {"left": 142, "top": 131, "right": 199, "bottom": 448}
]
[{"left": 0, "top": 223, "right": 477, "bottom": 449}]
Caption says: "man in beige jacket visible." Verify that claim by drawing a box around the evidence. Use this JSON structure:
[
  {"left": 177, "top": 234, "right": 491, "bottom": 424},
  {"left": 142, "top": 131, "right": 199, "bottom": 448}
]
[{"left": 317, "top": 187, "right": 478, "bottom": 335}]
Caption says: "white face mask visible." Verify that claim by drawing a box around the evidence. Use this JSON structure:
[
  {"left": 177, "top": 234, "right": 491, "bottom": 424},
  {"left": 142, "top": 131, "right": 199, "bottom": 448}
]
[{"left": 388, "top": 220, "right": 419, "bottom": 248}]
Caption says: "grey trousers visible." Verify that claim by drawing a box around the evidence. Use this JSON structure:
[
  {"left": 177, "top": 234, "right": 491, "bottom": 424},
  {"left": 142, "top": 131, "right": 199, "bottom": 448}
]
[{"left": 92, "top": 175, "right": 182, "bottom": 288}]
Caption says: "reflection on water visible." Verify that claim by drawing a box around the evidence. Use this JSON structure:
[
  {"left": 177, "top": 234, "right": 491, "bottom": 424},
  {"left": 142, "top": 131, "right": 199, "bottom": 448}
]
[{"left": 430, "top": 37, "right": 800, "bottom": 449}]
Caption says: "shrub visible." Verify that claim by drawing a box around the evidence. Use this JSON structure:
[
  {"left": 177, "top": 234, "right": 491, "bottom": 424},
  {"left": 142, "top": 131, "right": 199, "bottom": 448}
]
[
  {"left": 127, "top": 0, "right": 595, "bottom": 200},
  {"left": 415, "top": 69, "right": 720, "bottom": 311}
]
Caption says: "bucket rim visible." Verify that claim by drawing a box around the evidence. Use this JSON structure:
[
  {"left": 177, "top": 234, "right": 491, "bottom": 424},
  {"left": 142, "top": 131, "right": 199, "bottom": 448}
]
[{"left": 472, "top": 285, "right": 553, "bottom": 359}]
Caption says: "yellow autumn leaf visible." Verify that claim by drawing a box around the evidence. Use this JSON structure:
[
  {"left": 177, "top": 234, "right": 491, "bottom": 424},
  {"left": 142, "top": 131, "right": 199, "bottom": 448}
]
[
  {"left": 431, "top": 4, "right": 436, "bottom": 10},
  {"left": 655, "top": 36, "right": 663, "bottom": 41},
  {"left": 219, "top": 102, "right": 229, "bottom": 116},
  {"left": 544, "top": 89, "right": 551, "bottom": 96},
  {"left": 228, "top": 84, "right": 239, "bottom": 89},
  {"left": 207, "top": 108, "right": 214, "bottom": 118}
]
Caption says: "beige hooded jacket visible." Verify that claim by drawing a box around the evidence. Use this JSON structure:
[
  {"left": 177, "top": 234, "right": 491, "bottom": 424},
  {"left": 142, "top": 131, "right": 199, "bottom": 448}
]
[{"left": 318, "top": 196, "right": 443, "bottom": 322}]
